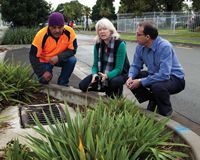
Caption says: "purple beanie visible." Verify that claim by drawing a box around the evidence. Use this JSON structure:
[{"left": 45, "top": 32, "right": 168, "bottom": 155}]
[{"left": 48, "top": 12, "right": 64, "bottom": 26}]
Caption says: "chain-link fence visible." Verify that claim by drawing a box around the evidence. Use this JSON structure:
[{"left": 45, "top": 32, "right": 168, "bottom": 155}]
[{"left": 117, "top": 12, "right": 200, "bottom": 33}]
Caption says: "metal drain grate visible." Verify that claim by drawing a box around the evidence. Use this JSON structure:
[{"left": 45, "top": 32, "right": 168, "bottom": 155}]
[{"left": 19, "top": 104, "right": 66, "bottom": 128}]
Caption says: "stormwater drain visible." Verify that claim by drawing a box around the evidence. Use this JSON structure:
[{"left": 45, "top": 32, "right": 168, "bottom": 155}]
[{"left": 18, "top": 103, "right": 66, "bottom": 128}]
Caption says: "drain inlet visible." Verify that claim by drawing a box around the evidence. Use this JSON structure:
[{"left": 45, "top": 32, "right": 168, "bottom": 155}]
[{"left": 18, "top": 103, "right": 66, "bottom": 128}]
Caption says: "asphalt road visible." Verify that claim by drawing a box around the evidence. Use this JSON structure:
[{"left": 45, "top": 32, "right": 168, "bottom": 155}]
[{"left": 76, "top": 34, "right": 200, "bottom": 125}]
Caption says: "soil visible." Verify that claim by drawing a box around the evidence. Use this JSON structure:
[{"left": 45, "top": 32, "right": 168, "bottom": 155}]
[
  {"left": 28, "top": 92, "right": 62, "bottom": 105},
  {"left": 169, "top": 131, "right": 194, "bottom": 160},
  {"left": 0, "top": 92, "right": 62, "bottom": 111}
]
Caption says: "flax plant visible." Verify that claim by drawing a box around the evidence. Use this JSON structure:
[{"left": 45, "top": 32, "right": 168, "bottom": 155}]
[
  {"left": 24, "top": 98, "right": 190, "bottom": 160},
  {"left": 3, "top": 139, "right": 36, "bottom": 160},
  {"left": 1, "top": 27, "right": 37, "bottom": 45},
  {"left": 0, "top": 61, "right": 40, "bottom": 107}
]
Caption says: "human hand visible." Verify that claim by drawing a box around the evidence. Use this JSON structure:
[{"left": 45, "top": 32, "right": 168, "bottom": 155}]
[
  {"left": 42, "top": 71, "right": 52, "bottom": 81},
  {"left": 132, "top": 79, "right": 141, "bottom": 89},
  {"left": 49, "top": 56, "right": 58, "bottom": 65},
  {"left": 126, "top": 77, "right": 141, "bottom": 90},
  {"left": 91, "top": 74, "right": 98, "bottom": 83},
  {"left": 126, "top": 77, "right": 134, "bottom": 89},
  {"left": 98, "top": 72, "right": 107, "bottom": 81}
]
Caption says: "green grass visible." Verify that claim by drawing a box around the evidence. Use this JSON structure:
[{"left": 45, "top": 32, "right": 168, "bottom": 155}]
[
  {"left": 158, "top": 29, "right": 200, "bottom": 45},
  {"left": 79, "top": 29, "right": 200, "bottom": 45}
]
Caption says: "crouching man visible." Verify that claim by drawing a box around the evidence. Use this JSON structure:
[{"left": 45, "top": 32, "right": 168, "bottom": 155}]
[{"left": 29, "top": 12, "right": 77, "bottom": 86}]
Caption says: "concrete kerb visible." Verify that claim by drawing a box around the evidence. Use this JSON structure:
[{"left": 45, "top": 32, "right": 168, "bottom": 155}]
[
  {"left": 165, "top": 118, "right": 200, "bottom": 160},
  {"left": 42, "top": 84, "right": 105, "bottom": 107},
  {"left": 143, "top": 109, "right": 200, "bottom": 160}
]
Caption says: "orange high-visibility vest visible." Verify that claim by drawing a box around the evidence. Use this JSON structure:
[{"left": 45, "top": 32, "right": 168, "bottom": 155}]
[{"left": 32, "top": 25, "right": 76, "bottom": 62}]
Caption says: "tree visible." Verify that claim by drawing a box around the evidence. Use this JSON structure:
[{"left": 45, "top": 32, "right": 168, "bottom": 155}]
[
  {"left": 118, "top": 0, "right": 153, "bottom": 15},
  {"left": 159, "top": 0, "right": 184, "bottom": 11},
  {"left": 91, "top": 0, "right": 102, "bottom": 21},
  {"left": 1, "top": 0, "right": 51, "bottom": 27},
  {"left": 182, "top": 3, "right": 192, "bottom": 12},
  {"left": 118, "top": 0, "right": 184, "bottom": 15},
  {"left": 192, "top": 0, "right": 200, "bottom": 12},
  {"left": 55, "top": 3, "right": 65, "bottom": 13},
  {"left": 55, "top": 0, "right": 83, "bottom": 22},
  {"left": 91, "top": 0, "right": 116, "bottom": 21},
  {"left": 100, "top": 0, "right": 116, "bottom": 19}
]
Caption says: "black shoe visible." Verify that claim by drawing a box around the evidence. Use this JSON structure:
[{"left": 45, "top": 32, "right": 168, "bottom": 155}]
[
  {"left": 39, "top": 77, "right": 49, "bottom": 84},
  {"left": 147, "top": 100, "right": 157, "bottom": 112},
  {"left": 163, "top": 110, "right": 173, "bottom": 117}
]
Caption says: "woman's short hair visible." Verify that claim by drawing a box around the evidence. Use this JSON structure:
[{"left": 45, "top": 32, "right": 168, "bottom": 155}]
[
  {"left": 138, "top": 21, "right": 158, "bottom": 40},
  {"left": 95, "top": 17, "right": 120, "bottom": 42}
]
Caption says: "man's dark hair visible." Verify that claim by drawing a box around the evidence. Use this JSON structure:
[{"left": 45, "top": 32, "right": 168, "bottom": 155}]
[{"left": 139, "top": 21, "right": 158, "bottom": 40}]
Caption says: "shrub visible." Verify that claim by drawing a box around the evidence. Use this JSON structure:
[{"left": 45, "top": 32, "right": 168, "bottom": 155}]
[
  {"left": 3, "top": 139, "right": 35, "bottom": 160},
  {"left": 0, "top": 61, "right": 40, "bottom": 107},
  {"left": 25, "top": 98, "right": 189, "bottom": 159},
  {"left": 1, "top": 27, "right": 38, "bottom": 45}
]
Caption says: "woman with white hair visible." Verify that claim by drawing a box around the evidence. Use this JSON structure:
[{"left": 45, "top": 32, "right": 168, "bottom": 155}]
[{"left": 79, "top": 17, "right": 129, "bottom": 97}]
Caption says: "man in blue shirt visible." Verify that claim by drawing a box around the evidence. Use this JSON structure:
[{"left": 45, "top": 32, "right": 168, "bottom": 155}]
[{"left": 126, "top": 21, "right": 185, "bottom": 116}]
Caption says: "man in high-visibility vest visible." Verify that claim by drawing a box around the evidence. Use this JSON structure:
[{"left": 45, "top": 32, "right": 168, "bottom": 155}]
[{"left": 29, "top": 12, "right": 77, "bottom": 86}]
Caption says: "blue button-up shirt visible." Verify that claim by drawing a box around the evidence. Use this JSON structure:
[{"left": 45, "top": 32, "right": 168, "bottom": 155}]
[{"left": 128, "top": 36, "right": 185, "bottom": 86}]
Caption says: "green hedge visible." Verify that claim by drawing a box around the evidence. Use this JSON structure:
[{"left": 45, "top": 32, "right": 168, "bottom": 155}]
[{"left": 1, "top": 27, "right": 38, "bottom": 45}]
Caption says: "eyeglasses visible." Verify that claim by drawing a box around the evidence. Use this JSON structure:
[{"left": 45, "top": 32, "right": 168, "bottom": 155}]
[{"left": 136, "top": 33, "right": 145, "bottom": 37}]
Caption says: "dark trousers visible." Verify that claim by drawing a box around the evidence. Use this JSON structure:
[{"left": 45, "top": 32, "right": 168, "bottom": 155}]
[
  {"left": 38, "top": 56, "right": 77, "bottom": 86},
  {"left": 131, "top": 71, "right": 185, "bottom": 116},
  {"left": 79, "top": 74, "right": 127, "bottom": 97}
]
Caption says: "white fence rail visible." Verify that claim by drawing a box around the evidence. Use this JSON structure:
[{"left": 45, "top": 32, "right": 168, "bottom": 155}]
[{"left": 117, "top": 12, "right": 200, "bottom": 33}]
